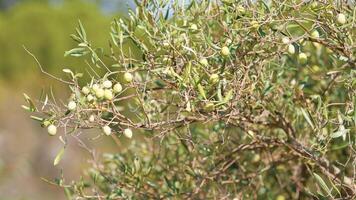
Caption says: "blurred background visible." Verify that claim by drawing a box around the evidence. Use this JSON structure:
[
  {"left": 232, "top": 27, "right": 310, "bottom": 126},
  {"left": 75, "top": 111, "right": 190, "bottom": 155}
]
[{"left": 0, "top": 0, "right": 133, "bottom": 199}]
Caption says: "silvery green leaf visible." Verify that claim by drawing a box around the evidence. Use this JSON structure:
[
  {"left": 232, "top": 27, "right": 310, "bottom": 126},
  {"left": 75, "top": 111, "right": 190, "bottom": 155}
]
[
  {"left": 54, "top": 147, "right": 65, "bottom": 166},
  {"left": 313, "top": 173, "right": 332, "bottom": 197},
  {"left": 301, "top": 108, "right": 314, "bottom": 129},
  {"left": 330, "top": 125, "right": 349, "bottom": 139}
]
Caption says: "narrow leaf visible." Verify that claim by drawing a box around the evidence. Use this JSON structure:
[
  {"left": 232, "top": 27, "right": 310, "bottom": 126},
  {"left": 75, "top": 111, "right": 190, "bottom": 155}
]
[
  {"left": 23, "top": 93, "right": 37, "bottom": 112},
  {"left": 301, "top": 108, "right": 315, "bottom": 129},
  {"left": 197, "top": 84, "right": 207, "bottom": 99},
  {"left": 313, "top": 173, "right": 332, "bottom": 197},
  {"left": 54, "top": 147, "right": 65, "bottom": 166}
]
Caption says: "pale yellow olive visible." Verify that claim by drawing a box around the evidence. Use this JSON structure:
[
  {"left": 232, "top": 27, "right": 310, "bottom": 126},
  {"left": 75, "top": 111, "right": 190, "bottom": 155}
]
[
  {"left": 282, "top": 37, "right": 290, "bottom": 44},
  {"left": 123, "top": 72, "right": 133, "bottom": 83},
  {"left": 209, "top": 74, "right": 219, "bottom": 84},
  {"left": 89, "top": 115, "right": 95, "bottom": 122},
  {"left": 123, "top": 128, "right": 133, "bottom": 139},
  {"left": 221, "top": 46, "right": 230, "bottom": 56},
  {"left": 311, "top": 30, "right": 319, "bottom": 38},
  {"left": 204, "top": 102, "right": 215, "bottom": 112},
  {"left": 103, "top": 80, "right": 112, "bottom": 88},
  {"left": 92, "top": 84, "right": 100, "bottom": 92},
  {"left": 190, "top": 23, "right": 198, "bottom": 30},
  {"left": 287, "top": 44, "right": 295, "bottom": 54},
  {"left": 104, "top": 89, "right": 113, "bottom": 100},
  {"left": 68, "top": 101, "right": 77, "bottom": 111},
  {"left": 81, "top": 86, "right": 90, "bottom": 95},
  {"left": 113, "top": 83, "right": 123, "bottom": 93},
  {"left": 47, "top": 124, "right": 57, "bottom": 136},
  {"left": 276, "top": 195, "right": 286, "bottom": 200},
  {"left": 251, "top": 20, "right": 259, "bottom": 29},
  {"left": 199, "top": 58, "right": 209, "bottom": 66},
  {"left": 102, "top": 125, "right": 111, "bottom": 136},
  {"left": 336, "top": 13, "right": 346, "bottom": 25},
  {"left": 298, "top": 52, "right": 307, "bottom": 64},
  {"left": 87, "top": 94, "right": 94, "bottom": 102},
  {"left": 290, "top": 79, "right": 297, "bottom": 86},
  {"left": 95, "top": 88, "right": 105, "bottom": 98},
  {"left": 43, "top": 120, "right": 51, "bottom": 127},
  {"left": 252, "top": 154, "right": 260, "bottom": 163}
]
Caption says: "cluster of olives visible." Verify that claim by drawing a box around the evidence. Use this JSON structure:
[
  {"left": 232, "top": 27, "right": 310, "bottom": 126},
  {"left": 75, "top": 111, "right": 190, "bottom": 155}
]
[
  {"left": 282, "top": 13, "right": 347, "bottom": 64},
  {"left": 46, "top": 72, "right": 135, "bottom": 139},
  {"left": 282, "top": 30, "right": 318, "bottom": 65}
]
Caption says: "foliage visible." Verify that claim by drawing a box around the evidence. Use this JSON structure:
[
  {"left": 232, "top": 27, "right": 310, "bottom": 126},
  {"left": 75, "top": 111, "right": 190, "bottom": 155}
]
[{"left": 24, "top": 0, "right": 356, "bottom": 199}]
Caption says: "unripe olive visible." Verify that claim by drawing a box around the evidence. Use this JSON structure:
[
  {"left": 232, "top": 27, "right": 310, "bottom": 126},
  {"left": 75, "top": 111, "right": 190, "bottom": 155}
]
[
  {"left": 311, "top": 30, "right": 319, "bottom": 38},
  {"left": 312, "top": 65, "right": 320, "bottom": 72},
  {"left": 102, "top": 125, "right": 111, "bottom": 136},
  {"left": 221, "top": 46, "right": 230, "bottom": 56},
  {"left": 190, "top": 23, "right": 198, "bottom": 30},
  {"left": 104, "top": 89, "right": 113, "bottom": 100},
  {"left": 209, "top": 73, "right": 219, "bottom": 84},
  {"left": 251, "top": 20, "right": 259, "bottom": 29},
  {"left": 81, "top": 86, "right": 90, "bottom": 95},
  {"left": 89, "top": 115, "right": 95, "bottom": 122},
  {"left": 123, "top": 128, "right": 133, "bottom": 139},
  {"left": 43, "top": 120, "right": 51, "bottom": 127},
  {"left": 290, "top": 79, "right": 297, "bottom": 86},
  {"left": 252, "top": 154, "right": 260, "bottom": 163},
  {"left": 113, "top": 83, "right": 123, "bottom": 93},
  {"left": 282, "top": 37, "right": 290, "bottom": 44},
  {"left": 47, "top": 124, "right": 57, "bottom": 136},
  {"left": 287, "top": 44, "right": 295, "bottom": 54},
  {"left": 123, "top": 72, "right": 133, "bottom": 83},
  {"left": 68, "top": 101, "right": 77, "bottom": 111},
  {"left": 298, "top": 52, "right": 308, "bottom": 64},
  {"left": 276, "top": 195, "right": 286, "bottom": 200},
  {"left": 204, "top": 102, "right": 215, "bottom": 112},
  {"left": 103, "top": 80, "right": 112, "bottom": 88},
  {"left": 87, "top": 94, "right": 94, "bottom": 102},
  {"left": 92, "top": 84, "right": 100, "bottom": 92},
  {"left": 95, "top": 88, "right": 105, "bottom": 98},
  {"left": 199, "top": 58, "right": 209, "bottom": 66},
  {"left": 336, "top": 13, "right": 346, "bottom": 25}
]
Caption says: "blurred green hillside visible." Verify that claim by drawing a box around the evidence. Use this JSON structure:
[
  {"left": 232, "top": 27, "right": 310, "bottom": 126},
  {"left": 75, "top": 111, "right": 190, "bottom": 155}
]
[
  {"left": 0, "top": 0, "right": 116, "bottom": 84},
  {"left": 0, "top": 1, "right": 129, "bottom": 199}
]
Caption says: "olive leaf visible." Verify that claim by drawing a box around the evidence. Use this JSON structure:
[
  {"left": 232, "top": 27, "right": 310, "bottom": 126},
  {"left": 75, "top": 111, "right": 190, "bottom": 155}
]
[
  {"left": 54, "top": 147, "right": 65, "bottom": 166},
  {"left": 313, "top": 173, "right": 332, "bottom": 197},
  {"left": 301, "top": 108, "right": 315, "bottom": 129},
  {"left": 23, "top": 93, "right": 37, "bottom": 112}
]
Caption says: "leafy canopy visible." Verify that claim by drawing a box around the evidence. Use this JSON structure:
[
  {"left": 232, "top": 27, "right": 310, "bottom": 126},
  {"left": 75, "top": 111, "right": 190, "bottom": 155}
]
[{"left": 24, "top": 0, "right": 356, "bottom": 199}]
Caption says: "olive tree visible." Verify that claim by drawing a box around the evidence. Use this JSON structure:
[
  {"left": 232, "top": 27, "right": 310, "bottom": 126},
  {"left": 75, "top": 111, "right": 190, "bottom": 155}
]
[{"left": 23, "top": 0, "right": 356, "bottom": 199}]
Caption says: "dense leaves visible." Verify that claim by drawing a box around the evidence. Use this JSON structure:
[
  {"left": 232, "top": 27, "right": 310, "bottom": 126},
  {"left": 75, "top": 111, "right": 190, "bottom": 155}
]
[{"left": 25, "top": 0, "right": 355, "bottom": 199}]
